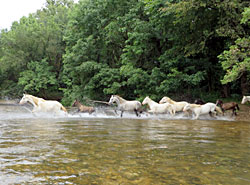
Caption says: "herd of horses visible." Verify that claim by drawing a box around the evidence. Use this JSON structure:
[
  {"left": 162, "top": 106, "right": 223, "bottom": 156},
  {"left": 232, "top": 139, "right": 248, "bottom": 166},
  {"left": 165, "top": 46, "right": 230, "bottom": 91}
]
[{"left": 19, "top": 94, "right": 250, "bottom": 119}]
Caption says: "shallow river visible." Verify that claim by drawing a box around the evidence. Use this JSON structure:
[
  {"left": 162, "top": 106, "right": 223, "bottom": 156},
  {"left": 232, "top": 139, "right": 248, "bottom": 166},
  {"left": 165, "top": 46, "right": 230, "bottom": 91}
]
[{"left": 0, "top": 102, "right": 250, "bottom": 184}]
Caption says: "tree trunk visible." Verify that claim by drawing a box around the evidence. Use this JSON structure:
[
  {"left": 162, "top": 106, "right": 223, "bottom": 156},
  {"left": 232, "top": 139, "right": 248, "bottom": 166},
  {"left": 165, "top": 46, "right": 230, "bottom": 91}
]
[
  {"left": 222, "top": 84, "right": 230, "bottom": 98},
  {"left": 241, "top": 72, "right": 249, "bottom": 95}
]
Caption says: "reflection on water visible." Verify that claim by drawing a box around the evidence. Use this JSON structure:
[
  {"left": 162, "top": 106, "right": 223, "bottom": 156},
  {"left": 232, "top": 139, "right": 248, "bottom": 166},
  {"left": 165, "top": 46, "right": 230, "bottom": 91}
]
[{"left": 0, "top": 103, "right": 250, "bottom": 184}]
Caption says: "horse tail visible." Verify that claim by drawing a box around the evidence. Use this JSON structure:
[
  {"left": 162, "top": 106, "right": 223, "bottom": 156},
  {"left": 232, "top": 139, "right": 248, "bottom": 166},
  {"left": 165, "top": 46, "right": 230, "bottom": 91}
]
[
  {"left": 215, "top": 106, "right": 223, "bottom": 114},
  {"left": 236, "top": 104, "right": 240, "bottom": 110},
  {"left": 61, "top": 105, "right": 68, "bottom": 113}
]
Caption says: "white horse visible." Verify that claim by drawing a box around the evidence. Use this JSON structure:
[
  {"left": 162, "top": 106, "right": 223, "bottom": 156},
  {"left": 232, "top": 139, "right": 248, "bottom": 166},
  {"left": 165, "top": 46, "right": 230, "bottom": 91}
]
[
  {"left": 159, "top": 96, "right": 188, "bottom": 115},
  {"left": 19, "top": 94, "right": 67, "bottom": 115},
  {"left": 183, "top": 103, "right": 222, "bottom": 119},
  {"left": 142, "top": 96, "right": 174, "bottom": 115},
  {"left": 108, "top": 95, "right": 142, "bottom": 117},
  {"left": 241, "top": 96, "right": 250, "bottom": 104}
]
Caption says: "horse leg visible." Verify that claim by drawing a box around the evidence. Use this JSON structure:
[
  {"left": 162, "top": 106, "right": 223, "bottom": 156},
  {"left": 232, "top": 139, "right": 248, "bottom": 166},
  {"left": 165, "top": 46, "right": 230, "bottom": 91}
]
[
  {"left": 120, "top": 111, "right": 124, "bottom": 117},
  {"left": 114, "top": 109, "right": 119, "bottom": 116},
  {"left": 173, "top": 109, "right": 176, "bottom": 116},
  {"left": 169, "top": 107, "right": 175, "bottom": 116},
  {"left": 115, "top": 109, "right": 118, "bottom": 114},
  {"left": 32, "top": 106, "right": 41, "bottom": 116},
  {"left": 232, "top": 108, "right": 237, "bottom": 116},
  {"left": 183, "top": 110, "right": 190, "bottom": 117},
  {"left": 90, "top": 108, "right": 95, "bottom": 114},
  {"left": 170, "top": 109, "right": 174, "bottom": 116},
  {"left": 210, "top": 110, "right": 217, "bottom": 117},
  {"left": 31, "top": 109, "right": 38, "bottom": 117},
  {"left": 194, "top": 110, "right": 200, "bottom": 119},
  {"left": 194, "top": 114, "right": 199, "bottom": 120},
  {"left": 134, "top": 109, "right": 139, "bottom": 117}
]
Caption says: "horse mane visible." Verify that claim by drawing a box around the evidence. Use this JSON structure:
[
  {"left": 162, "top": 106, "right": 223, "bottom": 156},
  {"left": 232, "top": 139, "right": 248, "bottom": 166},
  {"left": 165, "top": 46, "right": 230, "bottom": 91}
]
[
  {"left": 146, "top": 96, "right": 157, "bottom": 104},
  {"left": 33, "top": 97, "right": 39, "bottom": 106},
  {"left": 26, "top": 94, "right": 45, "bottom": 106},
  {"left": 162, "top": 96, "right": 175, "bottom": 104},
  {"left": 167, "top": 97, "right": 175, "bottom": 104},
  {"left": 114, "top": 95, "right": 126, "bottom": 102}
]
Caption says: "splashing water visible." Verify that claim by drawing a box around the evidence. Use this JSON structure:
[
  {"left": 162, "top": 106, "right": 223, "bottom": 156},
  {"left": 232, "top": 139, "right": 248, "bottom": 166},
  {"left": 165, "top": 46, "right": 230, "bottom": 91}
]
[
  {"left": 0, "top": 100, "right": 233, "bottom": 121},
  {"left": 0, "top": 100, "right": 249, "bottom": 184}
]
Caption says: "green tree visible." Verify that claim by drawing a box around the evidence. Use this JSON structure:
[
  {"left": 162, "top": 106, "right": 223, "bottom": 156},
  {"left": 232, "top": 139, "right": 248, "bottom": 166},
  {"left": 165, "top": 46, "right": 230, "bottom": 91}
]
[
  {"left": 218, "top": 7, "right": 250, "bottom": 94},
  {"left": 63, "top": 0, "right": 139, "bottom": 103},
  {"left": 145, "top": 0, "right": 249, "bottom": 98},
  {"left": 18, "top": 59, "right": 57, "bottom": 97},
  {"left": 0, "top": 0, "right": 73, "bottom": 98}
]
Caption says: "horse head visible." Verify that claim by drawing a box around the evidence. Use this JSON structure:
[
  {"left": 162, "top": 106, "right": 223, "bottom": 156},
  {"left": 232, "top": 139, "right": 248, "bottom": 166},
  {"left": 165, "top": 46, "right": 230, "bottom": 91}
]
[
  {"left": 159, "top": 97, "right": 170, "bottom": 104},
  {"left": 241, "top": 96, "right": 247, "bottom": 104},
  {"left": 108, "top": 95, "right": 117, "bottom": 105},
  {"left": 142, "top": 96, "right": 150, "bottom": 105},
  {"left": 216, "top": 99, "right": 223, "bottom": 106},
  {"left": 72, "top": 100, "right": 80, "bottom": 107},
  {"left": 19, "top": 94, "right": 29, "bottom": 105}
]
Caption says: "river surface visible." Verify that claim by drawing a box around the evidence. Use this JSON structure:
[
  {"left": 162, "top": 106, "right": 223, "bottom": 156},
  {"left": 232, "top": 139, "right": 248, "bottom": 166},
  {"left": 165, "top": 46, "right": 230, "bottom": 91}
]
[{"left": 0, "top": 102, "right": 250, "bottom": 184}]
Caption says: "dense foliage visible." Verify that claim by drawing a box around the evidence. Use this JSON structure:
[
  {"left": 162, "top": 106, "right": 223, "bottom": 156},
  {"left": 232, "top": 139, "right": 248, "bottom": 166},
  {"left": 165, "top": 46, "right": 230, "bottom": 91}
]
[
  {"left": 0, "top": 0, "right": 249, "bottom": 104},
  {"left": 0, "top": 0, "right": 73, "bottom": 99}
]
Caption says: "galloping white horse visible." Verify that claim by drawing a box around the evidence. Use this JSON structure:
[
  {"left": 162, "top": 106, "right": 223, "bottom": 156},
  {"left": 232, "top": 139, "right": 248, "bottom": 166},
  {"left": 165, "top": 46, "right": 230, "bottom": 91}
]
[
  {"left": 142, "top": 96, "right": 174, "bottom": 115},
  {"left": 108, "top": 95, "right": 142, "bottom": 117},
  {"left": 19, "top": 94, "right": 67, "bottom": 115},
  {"left": 241, "top": 96, "right": 250, "bottom": 104},
  {"left": 159, "top": 96, "right": 188, "bottom": 115},
  {"left": 183, "top": 103, "right": 222, "bottom": 119}
]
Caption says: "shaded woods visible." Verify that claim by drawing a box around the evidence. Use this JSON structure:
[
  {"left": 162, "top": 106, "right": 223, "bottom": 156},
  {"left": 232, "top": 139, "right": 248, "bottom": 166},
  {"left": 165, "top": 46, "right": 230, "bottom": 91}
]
[{"left": 0, "top": 0, "right": 249, "bottom": 105}]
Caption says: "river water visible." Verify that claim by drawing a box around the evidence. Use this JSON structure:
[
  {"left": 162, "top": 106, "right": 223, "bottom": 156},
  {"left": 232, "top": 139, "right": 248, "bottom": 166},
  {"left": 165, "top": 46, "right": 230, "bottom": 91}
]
[{"left": 0, "top": 102, "right": 250, "bottom": 184}]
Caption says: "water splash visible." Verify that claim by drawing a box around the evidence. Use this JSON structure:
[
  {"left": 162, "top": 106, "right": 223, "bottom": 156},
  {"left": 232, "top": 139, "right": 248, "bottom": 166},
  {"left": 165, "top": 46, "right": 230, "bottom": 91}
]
[{"left": 0, "top": 104, "right": 234, "bottom": 121}]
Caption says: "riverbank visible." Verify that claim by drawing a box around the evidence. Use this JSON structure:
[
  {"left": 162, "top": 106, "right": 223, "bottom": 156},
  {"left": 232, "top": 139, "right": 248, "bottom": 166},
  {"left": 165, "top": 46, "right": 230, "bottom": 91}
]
[{"left": 234, "top": 104, "right": 250, "bottom": 122}]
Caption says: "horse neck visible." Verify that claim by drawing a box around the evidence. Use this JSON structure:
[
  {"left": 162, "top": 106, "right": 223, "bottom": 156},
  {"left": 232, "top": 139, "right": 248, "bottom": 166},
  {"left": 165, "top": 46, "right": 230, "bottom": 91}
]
[
  {"left": 168, "top": 99, "right": 175, "bottom": 104},
  {"left": 74, "top": 101, "right": 82, "bottom": 108},
  {"left": 28, "top": 96, "right": 39, "bottom": 107},
  {"left": 114, "top": 96, "right": 125, "bottom": 104},
  {"left": 147, "top": 98, "right": 157, "bottom": 106}
]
